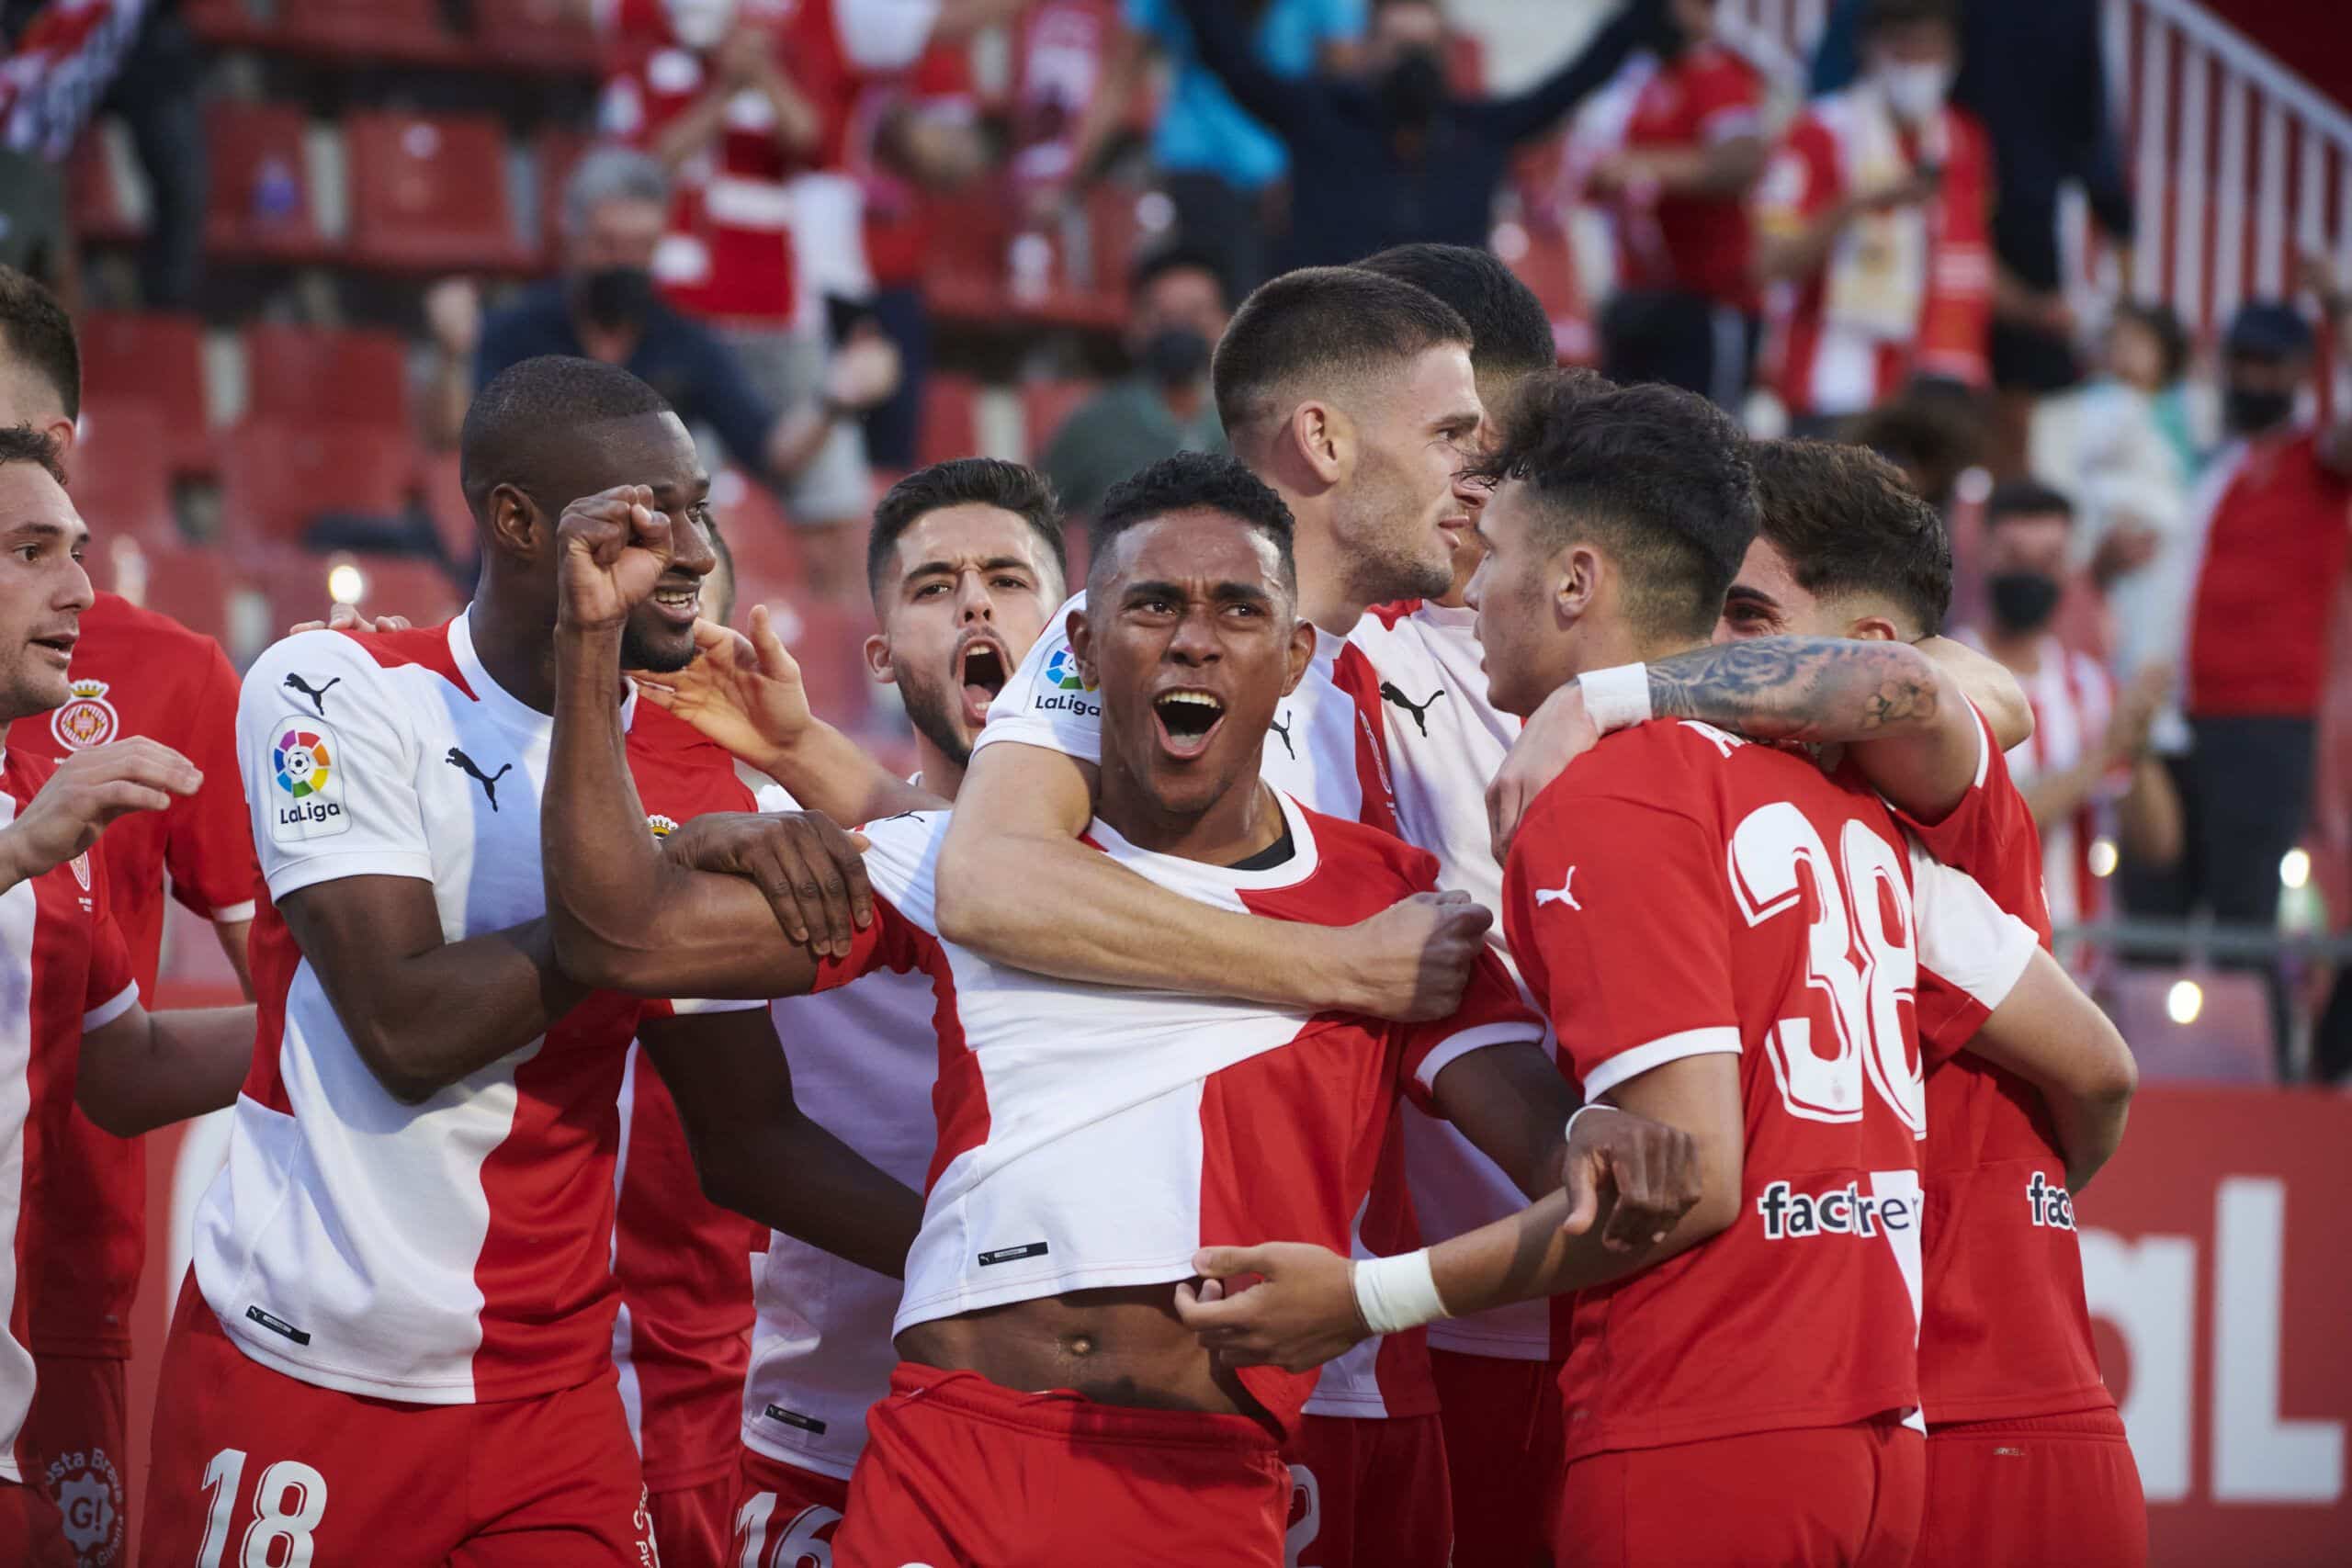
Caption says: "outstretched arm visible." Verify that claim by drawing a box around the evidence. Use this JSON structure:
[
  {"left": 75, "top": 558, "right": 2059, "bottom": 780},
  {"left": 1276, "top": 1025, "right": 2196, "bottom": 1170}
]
[
  {"left": 545, "top": 487, "right": 831, "bottom": 1001},
  {"left": 1170, "top": 0, "right": 1317, "bottom": 139},
  {"left": 78, "top": 1002, "right": 258, "bottom": 1136},
  {"left": 1472, "top": 0, "right": 1652, "bottom": 145}
]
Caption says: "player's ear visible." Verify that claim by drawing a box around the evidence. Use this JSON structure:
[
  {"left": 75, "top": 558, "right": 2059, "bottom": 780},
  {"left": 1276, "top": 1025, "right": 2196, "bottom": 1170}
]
[
  {"left": 862, "top": 632, "right": 895, "bottom": 685},
  {"left": 1848, "top": 615, "right": 1900, "bottom": 642},
  {"left": 1280, "top": 616, "right": 1315, "bottom": 697},
  {"left": 1068, "top": 607, "right": 1096, "bottom": 683},
  {"left": 1555, "top": 542, "right": 1599, "bottom": 628},
  {"left": 1290, "top": 400, "right": 1349, "bottom": 488},
  {"left": 483, "top": 482, "right": 540, "bottom": 560}
]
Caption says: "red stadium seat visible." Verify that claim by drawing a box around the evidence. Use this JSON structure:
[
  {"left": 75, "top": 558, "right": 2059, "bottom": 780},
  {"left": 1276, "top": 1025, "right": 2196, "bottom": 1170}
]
[
  {"left": 279, "top": 0, "right": 462, "bottom": 66},
  {"left": 707, "top": 470, "right": 807, "bottom": 611},
  {"left": 345, "top": 111, "right": 532, "bottom": 274},
  {"left": 71, "top": 399, "right": 180, "bottom": 547},
  {"left": 412, "top": 452, "right": 478, "bottom": 569},
  {"left": 93, "top": 542, "right": 231, "bottom": 642},
  {"left": 67, "top": 127, "right": 142, "bottom": 246},
  {"left": 534, "top": 126, "right": 594, "bottom": 265},
  {"left": 219, "top": 418, "right": 415, "bottom": 549},
  {"left": 80, "top": 310, "right": 212, "bottom": 471},
  {"left": 2103, "top": 969, "right": 2275, "bottom": 1083},
  {"left": 205, "top": 102, "right": 333, "bottom": 265},
  {"left": 775, "top": 599, "right": 878, "bottom": 730},
  {"left": 475, "top": 0, "right": 602, "bottom": 74},
  {"left": 243, "top": 322, "right": 411, "bottom": 433},
  {"left": 1021, "top": 378, "right": 1100, "bottom": 462},
  {"left": 332, "top": 553, "right": 466, "bottom": 625},
  {"left": 918, "top": 373, "right": 982, "bottom": 471},
  {"left": 184, "top": 0, "right": 270, "bottom": 48},
  {"left": 921, "top": 184, "right": 1014, "bottom": 327}
]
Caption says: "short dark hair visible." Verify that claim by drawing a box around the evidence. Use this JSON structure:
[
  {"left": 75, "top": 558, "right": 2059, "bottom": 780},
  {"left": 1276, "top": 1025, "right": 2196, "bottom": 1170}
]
[
  {"left": 867, "top": 457, "right": 1069, "bottom": 603},
  {"left": 1984, "top": 479, "right": 2075, "bottom": 529},
  {"left": 0, "top": 266, "right": 80, "bottom": 420},
  {"left": 1841, "top": 386, "right": 1984, "bottom": 507},
  {"left": 1211, "top": 266, "right": 1471, "bottom": 443},
  {"left": 460, "top": 355, "right": 673, "bottom": 518},
  {"left": 1749, "top": 440, "right": 1952, "bottom": 636},
  {"left": 1469, "top": 369, "right": 1756, "bottom": 643},
  {"left": 1089, "top": 450, "right": 1297, "bottom": 593},
  {"left": 1860, "top": 0, "right": 1957, "bottom": 37},
  {"left": 0, "top": 422, "right": 67, "bottom": 486},
  {"left": 2114, "top": 301, "right": 2190, "bottom": 384},
  {"left": 1130, "top": 245, "right": 1230, "bottom": 308},
  {"left": 1354, "top": 244, "right": 1555, "bottom": 385}
]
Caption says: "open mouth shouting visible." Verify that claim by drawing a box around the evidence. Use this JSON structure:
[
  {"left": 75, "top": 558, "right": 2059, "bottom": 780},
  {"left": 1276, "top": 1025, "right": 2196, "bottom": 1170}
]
[
  {"left": 957, "top": 637, "right": 1011, "bottom": 728},
  {"left": 1151, "top": 687, "right": 1227, "bottom": 761}
]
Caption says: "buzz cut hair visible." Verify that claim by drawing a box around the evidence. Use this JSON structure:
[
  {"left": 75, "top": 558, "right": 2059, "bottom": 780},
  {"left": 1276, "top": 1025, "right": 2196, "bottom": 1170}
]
[
  {"left": 1089, "top": 450, "right": 1297, "bottom": 595},
  {"left": 1748, "top": 439, "right": 1953, "bottom": 637},
  {"left": 459, "top": 355, "right": 673, "bottom": 519},
  {"left": 0, "top": 266, "right": 80, "bottom": 421},
  {"left": 1354, "top": 243, "right": 1555, "bottom": 387},
  {"left": 1470, "top": 369, "right": 1757, "bottom": 643},
  {"left": 1210, "top": 265, "right": 1471, "bottom": 447}
]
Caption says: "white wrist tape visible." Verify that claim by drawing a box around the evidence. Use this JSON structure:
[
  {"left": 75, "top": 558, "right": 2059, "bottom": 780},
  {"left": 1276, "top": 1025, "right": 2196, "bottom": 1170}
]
[
  {"left": 1565, "top": 1103, "right": 1620, "bottom": 1145},
  {"left": 1578, "top": 663, "right": 1652, "bottom": 735},
  {"left": 1352, "top": 1250, "right": 1450, "bottom": 1337}
]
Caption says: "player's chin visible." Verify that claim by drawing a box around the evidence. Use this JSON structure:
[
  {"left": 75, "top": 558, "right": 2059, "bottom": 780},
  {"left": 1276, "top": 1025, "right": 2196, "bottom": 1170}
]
[
  {"left": 16, "top": 663, "right": 71, "bottom": 714},
  {"left": 619, "top": 618, "right": 701, "bottom": 676}
]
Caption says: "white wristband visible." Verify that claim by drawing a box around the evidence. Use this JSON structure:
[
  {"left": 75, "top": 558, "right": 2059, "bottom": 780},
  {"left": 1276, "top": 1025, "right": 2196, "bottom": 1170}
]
[
  {"left": 1577, "top": 663, "right": 1652, "bottom": 735},
  {"left": 1351, "top": 1250, "right": 1450, "bottom": 1337},
  {"left": 1565, "top": 1103, "right": 1619, "bottom": 1145}
]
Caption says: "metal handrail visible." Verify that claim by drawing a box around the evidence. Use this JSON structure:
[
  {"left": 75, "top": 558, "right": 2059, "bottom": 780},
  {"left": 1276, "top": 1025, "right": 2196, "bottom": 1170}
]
[{"left": 2053, "top": 920, "right": 2352, "bottom": 962}]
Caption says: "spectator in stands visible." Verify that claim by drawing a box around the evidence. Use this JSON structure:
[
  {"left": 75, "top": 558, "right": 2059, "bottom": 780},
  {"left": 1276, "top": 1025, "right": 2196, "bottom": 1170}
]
[
  {"left": 1169, "top": 0, "right": 1655, "bottom": 272},
  {"left": 1967, "top": 480, "right": 2180, "bottom": 964},
  {"left": 2033, "top": 301, "right": 2201, "bottom": 735},
  {"left": 1754, "top": 0, "right": 1994, "bottom": 435},
  {"left": 431, "top": 150, "right": 896, "bottom": 596},
  {"left": 1049, "top": 0, "right": 1367, "bottom": 296},
  {"left": 0, "top": 0, "right": 156, "bottom": 292},
  {"left": 96, "top": 1, "right": 207, "bottom": 307},
  {"left": 1038, "top": 247, "right": 1230, "bottom": 518},
  {"left": 1588, "top": 0, "right": 1769, "bottom": 409},
  {"left": 2149, "top": 300, "right": 2352, "bottom": 955}
]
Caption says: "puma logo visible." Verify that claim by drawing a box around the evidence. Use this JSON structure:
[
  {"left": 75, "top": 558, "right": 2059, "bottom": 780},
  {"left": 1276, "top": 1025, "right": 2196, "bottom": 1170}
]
[
  {"left": 1534, "top": 868, "right": 1581, "bottom": 911},
  {"left": 1269, "top": 713, "right": 1295, "bottom": 759},
  {"left": 1379, "top": 682, "right": 1445, "bottom": 738},
  {"left": 284, "top": 673, "right": 341, "bottom": 716},
  {"left": 445, "top": 747, "right": 514, "bottom": 810}
]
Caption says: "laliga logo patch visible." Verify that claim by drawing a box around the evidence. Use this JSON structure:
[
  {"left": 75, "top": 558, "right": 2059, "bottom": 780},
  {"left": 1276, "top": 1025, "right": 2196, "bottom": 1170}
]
[
  {"left": 269, "top": 723, "right": 351, "bottom": 841},
  {"left": 647, "top": 813, "right": 678, "bottom": 840},
  {"left": 1044, "top": 644, "right": 1097, "bottom": 693},
  {"left": 50, "top": 678, "right": 119, "bottom": 750},
  {"left": 1035, "top": 643, "right": 1102, "bottom": 717}
]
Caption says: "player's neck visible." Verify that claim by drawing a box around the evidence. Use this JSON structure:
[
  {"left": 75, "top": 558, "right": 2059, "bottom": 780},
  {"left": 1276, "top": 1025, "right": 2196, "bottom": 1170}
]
[
  {"left": 1286, "top": 518, "right": 1368, "bottom": 637},
  {"left": 915, "top": 733, "right": 967, "bottom": 802},
  {"left": 1099, "top": 763, "right": 1286, "bottom": 867},
  {"left": 469, "top": 574, "right": 562, "bottom": 713},
  {"left": 1983, "top": 626, "right": 2043, "bottom": 674},
  {"left": 1569, "top": 622, "right": 1702, "bottom": 681}
]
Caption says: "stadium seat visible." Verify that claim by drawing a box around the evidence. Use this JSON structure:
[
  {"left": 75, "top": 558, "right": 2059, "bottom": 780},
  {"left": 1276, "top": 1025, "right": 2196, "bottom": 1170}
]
[
  {"left": 922, "top": 184, "right": 1013, "bottom": 326},
  {"left": 1497, "top": 221, "right": 1590, "bottom": 367},
  {"left": 775, "top": 599, "right": 879, "bottom": 730},
  {"left": 413, "top": 451, "right": 478, "bottom": 570},
  {"left": 279, "top": 0, "right": 463, "bottom": 66},
  {"left": 219, "top": 418, "right": 416, "bottom": 550},
  {"left": 2104, "top": 969, "right": 2275, "bottom": 1083},
  {"left": 205, "top": 102, "right": 333, "bottom": 265},
  {"left": 184, "top": 0, "right": 270, "bottom": 48},
  {"left": 1021, "top": 378, "right": 1100, "bottom": 461},
  {"left": 72, "top": 399, "right": 180, "bottom": 547},
  {"left": 94, "top": 542, "right": 231, "bottom": 642},
  {"left": 331, "top": 553, "right": 465, "bottom": 625},
  {"left": 476, "top": 0, "right": 602, "bottom": 74},
  {"left": 79, "top": 310, "right": 212, "bottom": 470},
  {"left": 244, "top": 322, "right": 412, "bottom": 433},
  {"left": 917, "top": 373, "right": 983, "bottom": 471},
  {"left": 345, "top": 111, "right": 533, "bottom": 275},
  {"left": 707, "top": 470, "right": 807, "bottom": 609},
  {"left": 534, "top": 126, "right": 594, "bottom": 265},
  {"left": 66, "top": 128, "right": 142, "bottom": 246}
]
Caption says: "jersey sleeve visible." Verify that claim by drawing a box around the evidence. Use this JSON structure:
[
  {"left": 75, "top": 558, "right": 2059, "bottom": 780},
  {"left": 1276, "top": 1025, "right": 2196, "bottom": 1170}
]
[
  {"left": 164, "top": 637, "right": 264, "bottom": 925},
  {"left": 1690, "top": 56, "right": 1763, "bottom": 142},
  {"left": 1397, "top": 945, "right": 1546, "bottom": 1115},
  {"left": 81, "top": 852, "right": 140, "bottom": 1030},
  {"left": 1755, "top": 115, "right": 1838, "bottom": 240},
  {"left": 972, "top": 593, "right": 1103, "bottom": 766},
  {"left": 239, "top": 632, "right": 435, "bottom": 901},
  {"left": 1506, "top": 790, "right": 1740, "bottom": 1102},
  {"left": 1886, "top": 702, "right": 2055, "bottom": 947},
  {"left": 1907, "top": 843, "right": 2041, "bottom": 1066}
]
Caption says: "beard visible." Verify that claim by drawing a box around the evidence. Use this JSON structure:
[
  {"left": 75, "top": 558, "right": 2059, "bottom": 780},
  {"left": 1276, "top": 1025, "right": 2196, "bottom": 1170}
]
[
  {"left": 621, "top": 615, "right": 701, "bottom": 675},
  {"left": 895, "top": 660, "right": 974, "bottom": 771},
  {"left": 1338, "top": 446, "right": 1456, "bottom": 607}
]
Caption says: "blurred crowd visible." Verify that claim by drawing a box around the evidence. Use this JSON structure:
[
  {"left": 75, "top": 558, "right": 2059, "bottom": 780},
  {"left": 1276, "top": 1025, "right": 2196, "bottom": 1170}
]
[{"left": 6, "top": 0, "right": 2352, "bottom": 1080}]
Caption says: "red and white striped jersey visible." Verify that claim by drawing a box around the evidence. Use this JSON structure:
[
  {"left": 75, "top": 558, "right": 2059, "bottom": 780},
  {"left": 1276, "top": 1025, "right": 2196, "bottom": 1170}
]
[
  {"left": 1348, "top": 601, "right": 1558, "bottom": 1363},
  {"left": 2002, "top": 637, "right": 2117, "bottom": 934},
  {"left": 0, "top": 745, "right": 139, "bottom": 1480},
  {"left": 815, "top": 796, "right": 1538, "bottom": 1437},
  {"left": 1504, "top": 719, "right": 2036, "bottom": 1460},
  {"left": 195, "top": 613, "right": 761, "bottom": 1405},
  {"left": 739, "top": 785, "right": 942, "bottom": 1482},
  {"left": 977, "top": 592, "right": 1432, "bottom": 1421}
]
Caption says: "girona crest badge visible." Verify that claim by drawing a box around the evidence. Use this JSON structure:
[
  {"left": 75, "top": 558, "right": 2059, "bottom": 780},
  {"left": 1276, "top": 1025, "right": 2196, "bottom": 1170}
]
[
  {"left": 51, "top": 678, "right": 119, "bottom": 751},
  {"left": 70, "top": 852, "right": 92, "bottom": 891}
]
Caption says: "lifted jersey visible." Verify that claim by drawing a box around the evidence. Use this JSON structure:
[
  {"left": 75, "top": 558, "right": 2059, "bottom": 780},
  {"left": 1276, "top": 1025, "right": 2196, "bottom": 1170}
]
[
  {"left": 1504, "top": 719, "right": 2035, "bottom": 1460},
  {"left": 196, "top": 612, "right": 759, "bottom": 1405}
]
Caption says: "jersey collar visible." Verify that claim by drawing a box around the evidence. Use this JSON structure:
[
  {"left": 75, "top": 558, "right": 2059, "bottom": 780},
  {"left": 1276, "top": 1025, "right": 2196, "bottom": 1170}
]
[{"left": 447, "top": 606, "right": 639, "bottom": 738}]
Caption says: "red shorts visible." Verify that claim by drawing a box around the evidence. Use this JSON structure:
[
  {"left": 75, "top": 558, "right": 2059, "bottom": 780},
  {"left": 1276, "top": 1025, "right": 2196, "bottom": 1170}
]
[
  {"left": 831, "top": 1362, "right": 1292, "bottom": 1567},
  {"left": 1556, "top": 1417, "right": 1924, "bottom": 1568},
  {"left": 1919, "top": 1409, "right": 2146, "bottom": 1568},
  {"left": 1430, "top": 1348, "right": 1562, "bottom": 1568},
  {"left": 1281, "top": 1410, "right": 1452, "bottom": 1568},
  {"left": 19, "top": 1352, "right": 129, "bottom": 1568},
  {"left": 0, "top": 1477, "right": 74, "bottom": 1567},
  {"left": 140, "top": 1273, "right": 656, "bottom": 1566},
  {"left": 648, "top": 1473, "right": 734, "bottom": 1566},
  {"left": 731, "top": 1447, "right": 848, "bottom": 1566}
]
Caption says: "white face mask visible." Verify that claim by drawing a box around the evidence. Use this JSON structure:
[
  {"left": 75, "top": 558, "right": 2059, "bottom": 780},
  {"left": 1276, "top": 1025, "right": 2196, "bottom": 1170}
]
[
  {"left": 662, "top": 0, "right": 738, "bottom": 51},
  {"left": 1878, "top": 60, "right": 1951, "bottom": 123}
]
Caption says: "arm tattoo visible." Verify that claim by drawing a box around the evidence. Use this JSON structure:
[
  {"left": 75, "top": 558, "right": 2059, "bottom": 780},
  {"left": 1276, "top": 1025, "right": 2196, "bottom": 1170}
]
[{"left": 1642, "top": 638, "right": 1939, "bottom": 743}]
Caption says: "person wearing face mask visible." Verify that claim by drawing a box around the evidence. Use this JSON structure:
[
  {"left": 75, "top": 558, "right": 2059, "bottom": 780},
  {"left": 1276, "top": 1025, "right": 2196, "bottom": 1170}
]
[
  {"left": 1966, "top": 481, "right": 2180, "bottom": 977},
  {"left": 1039, "top": 249, "right": 1233, "bottom": 519},
  {"left": 1754, "top": 0, "right": 1995, "bottom": 434},
  {"left": 1171, "top": 0, "right": 1657, "bottom": 272}
]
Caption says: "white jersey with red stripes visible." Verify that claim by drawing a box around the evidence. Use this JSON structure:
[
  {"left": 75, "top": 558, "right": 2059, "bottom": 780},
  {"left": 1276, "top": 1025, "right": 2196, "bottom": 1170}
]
[
  {"left": 1348, "top": 600, "right": 1558, "bottom": 1361},
  {"left": 739, "top": 784, "right": 944, "bottom": 1483},
  {"left": 194, "top": 613, "right": 760, "bottom": 1406},
  {"left": 811, "top": 797, "right": 1539, "bottom": 1436},
  {"left": 977, "top": 592, "right": 1437, "bottom": 1420}
]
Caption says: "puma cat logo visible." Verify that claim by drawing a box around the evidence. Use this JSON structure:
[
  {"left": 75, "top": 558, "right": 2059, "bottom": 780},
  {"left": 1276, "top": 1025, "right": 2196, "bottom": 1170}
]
[
  {"left": 1378, "top": 682, "right": 1446, "bottom": 738},
  {"left": 445, "top": 747, "right": 514, "bottom": 810},
  {"left": 284, "top": 673, "right": 341, "bottom": 716},
  {"left": 1269, "top": 713, "right": 1295, "bottom": 759}
]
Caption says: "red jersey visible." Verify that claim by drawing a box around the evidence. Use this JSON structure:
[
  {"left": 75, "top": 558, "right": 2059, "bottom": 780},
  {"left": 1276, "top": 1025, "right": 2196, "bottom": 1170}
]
[
  {"left": 1893, "top": 707, "right": 2119, "bottom": 1426},
  {"left": 2185, "top": 429, "right": 2352, "bottom": 718},
  {"left": 1612, "top": 43, "right": 1766, "bottom": 309},
  {"left": 6, "top": 592, "right": 261, "bottom": 1359},
  {"left": 1502, "top": 718, "right": 2035, "bottom": 1461},
  {"left": 1756, "top": 88, "right": 1996, "bottom": 417},
  {"left": 1, "top": 746, "right": 140, "bottom": 1479}
]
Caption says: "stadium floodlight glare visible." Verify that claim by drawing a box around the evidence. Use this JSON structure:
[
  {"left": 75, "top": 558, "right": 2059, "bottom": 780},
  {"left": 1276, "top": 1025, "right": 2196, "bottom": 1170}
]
[
  {"left": 2281, "top": 848, "right": 2312, "bottom": 890},
  {"left": 2165, "top": 978, "right": 2204, "bottom": 1026},
  {"left": 327, "top": 562, "right": 366, "bottom": 606},
  {"left": 2087, "top": 837, "right": 2119, "bottom": 878}
]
